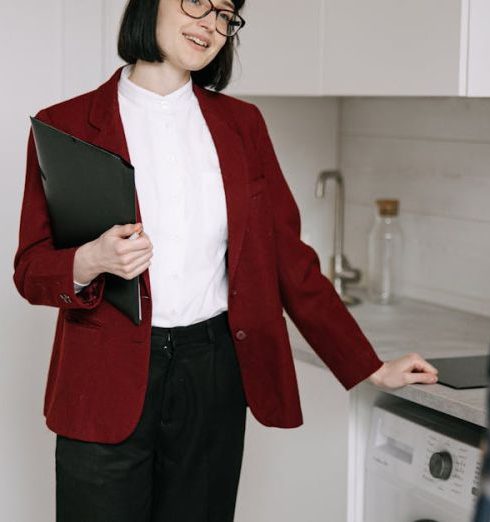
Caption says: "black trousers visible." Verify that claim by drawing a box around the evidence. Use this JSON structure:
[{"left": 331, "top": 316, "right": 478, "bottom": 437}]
[{"left": 55, "top": 311, "right": 248, "bottom": 522}]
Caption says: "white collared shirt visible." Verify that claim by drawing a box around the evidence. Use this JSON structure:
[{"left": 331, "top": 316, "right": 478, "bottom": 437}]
[{"left": 74, "top": 64, "right": 229, "bottom": 327}]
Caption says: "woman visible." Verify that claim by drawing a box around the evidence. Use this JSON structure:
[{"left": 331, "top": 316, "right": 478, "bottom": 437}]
[{"left": 13, "top": 0, "right": 439, "bottom": 520}]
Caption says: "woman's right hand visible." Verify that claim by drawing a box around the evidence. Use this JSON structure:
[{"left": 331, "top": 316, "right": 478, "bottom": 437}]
[{"left": 73, "top": 223, "right": 153, "bottom": 284}]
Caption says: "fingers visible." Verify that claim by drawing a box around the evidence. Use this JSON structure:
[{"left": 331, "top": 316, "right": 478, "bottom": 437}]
[
  {"left": 119, "top": 254, "right": 153, "bottom": 280},
  {"left": 119, "top": 235, "right": 153, "bottom": 254},
  {"left": 372, "top": 353, "right": 440, "bottom": 390},
  {"left": 405, "top": 352, "right": 439, "bottom": 373},
  {"left": 405, "top": 371, "right": 438, "bottom": 385},
  {"left": 119, "top": 249, "right": 153, "bottom": 268},
  {"left": 113, "top": 227, "right": 153, "bottom": 255},
  {"left": 131, "top": 231, "right": 152, "bottom": 249},
  {"left": 111, "top": 222, "right": 142, "bottom": 238},
  {"left": 95, "top": 223, "right": 153, "bottom": 278},
  {"left": 402, "top": 353, "right": 438, "bottom": 385}
]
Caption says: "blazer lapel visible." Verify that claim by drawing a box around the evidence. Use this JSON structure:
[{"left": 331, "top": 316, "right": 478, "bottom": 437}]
[
  {"left": 192, "top": 84, "right": 249, "bottom": 293},
  {"left": 87, "top": 66, "right": 249, "bottom": 301}
]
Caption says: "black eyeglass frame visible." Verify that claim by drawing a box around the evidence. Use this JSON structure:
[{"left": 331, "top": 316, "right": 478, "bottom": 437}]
[{"left": 180, "top": 0, "right": 246, "bottom": 37}]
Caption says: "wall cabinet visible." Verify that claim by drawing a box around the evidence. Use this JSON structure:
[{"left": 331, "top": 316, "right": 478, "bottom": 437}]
[
  {"left": 322, "top": 0, "right": 464, "bottom": 96},
  {"left": 466, "top": 0, "right": 490, "bottom": 96},
  {"left": 226, "top": 0, "right": 324, "bottom": 96},
  {"left": 226, "top": 0, "right": 490, "bottom": 97},
  {"left": 322, "top": 0, "right": 490, "bottom": 97}
]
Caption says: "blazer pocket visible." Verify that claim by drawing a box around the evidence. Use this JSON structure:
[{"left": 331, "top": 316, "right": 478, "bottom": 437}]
[{"left": 64, "top": 311, "right": 103, "bottom": 330}]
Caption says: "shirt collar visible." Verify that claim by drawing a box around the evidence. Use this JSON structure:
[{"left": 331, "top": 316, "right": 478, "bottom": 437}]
[{"left": 118, "top": 63, "right": 194, "bottom": 113}]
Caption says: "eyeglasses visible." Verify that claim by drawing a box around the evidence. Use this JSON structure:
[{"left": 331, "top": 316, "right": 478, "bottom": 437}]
[{"left": 180, "top": 0, "right": 246, "bottom": 37}]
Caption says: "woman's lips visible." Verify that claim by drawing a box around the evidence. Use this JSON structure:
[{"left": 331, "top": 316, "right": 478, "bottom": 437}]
[{"left": 183, "top": 34, "right": 209, "bottom": 51}]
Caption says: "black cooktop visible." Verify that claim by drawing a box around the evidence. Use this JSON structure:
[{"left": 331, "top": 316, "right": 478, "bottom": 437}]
[{"left": 425, "top": 355, "right": 490, "bottom": 389}]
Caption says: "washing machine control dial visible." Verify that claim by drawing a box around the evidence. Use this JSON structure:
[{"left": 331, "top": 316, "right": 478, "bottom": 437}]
[{"left": 429, "top": 450, "right": 453, "bottom": 480}]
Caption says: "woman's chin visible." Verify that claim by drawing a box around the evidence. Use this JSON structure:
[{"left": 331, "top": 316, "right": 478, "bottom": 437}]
[{"left": 179, "top": 50, "right": 216, "bottom": 71}]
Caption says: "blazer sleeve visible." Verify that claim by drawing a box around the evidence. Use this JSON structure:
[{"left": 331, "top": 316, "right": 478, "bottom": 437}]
[
  {"left": 251, "top": 105, "right": 384, "bottom": 390},
  {"left": 12, "top": 109, "right": 105, "bottom": 309}
]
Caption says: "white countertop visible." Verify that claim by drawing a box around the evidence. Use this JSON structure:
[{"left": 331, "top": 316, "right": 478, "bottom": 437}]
[{"left": 286, "top": 286, "right": 490, "bottom": 427}]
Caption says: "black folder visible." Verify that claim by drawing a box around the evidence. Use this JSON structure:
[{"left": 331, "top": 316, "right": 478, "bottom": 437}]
[{"left": 29, "top": 116, "right": 141, "bottom": 325}]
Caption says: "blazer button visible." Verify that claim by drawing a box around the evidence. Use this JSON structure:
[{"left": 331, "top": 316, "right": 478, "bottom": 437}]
[
  {"left": 231, "top": 289, "right": 238, "bottom": 297},
  {"left": 59, "top": 293, "right": 72, "bottom": 303},
  {"left": 235, "top": 330, "right": 247, "bottom": 340}
]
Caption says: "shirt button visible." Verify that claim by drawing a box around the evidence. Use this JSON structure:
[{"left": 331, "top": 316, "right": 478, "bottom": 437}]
[
  {"left": 235, "top": 330, "right": 247, "bottom": 340},
  {"left": 231, "top": 289, "right": 238, "bottom": 297}
]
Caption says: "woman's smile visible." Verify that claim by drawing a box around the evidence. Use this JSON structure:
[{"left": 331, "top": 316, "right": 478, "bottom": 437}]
[{"left": 183, "top": 32, "right": 210, "bottom": 51}]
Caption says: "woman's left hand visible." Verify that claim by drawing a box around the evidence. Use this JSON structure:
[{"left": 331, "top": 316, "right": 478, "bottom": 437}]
[{"left": 367, "top": 353, "right": 439, "bottom": 390}]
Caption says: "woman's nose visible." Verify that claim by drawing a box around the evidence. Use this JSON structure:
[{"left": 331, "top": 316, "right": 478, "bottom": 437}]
[{"left": 197, "top": 10, "right": 216, "bottom": 32}]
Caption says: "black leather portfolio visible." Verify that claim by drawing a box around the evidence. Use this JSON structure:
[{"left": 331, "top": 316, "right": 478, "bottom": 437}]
[{"left": 29, "top": 116, "right": 141, "bottom": 325}]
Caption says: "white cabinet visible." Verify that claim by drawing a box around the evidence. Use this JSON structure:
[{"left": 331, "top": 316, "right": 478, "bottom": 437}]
[
  {"left": 322, "top": 0, "right": 465, "bottom": 96},
  {"left": 235, "top": 356, "right": 349, "bottom": 522},
  {"left": 467, "top": 0, "right": 490, "bottom": 96},
  {"left": 227, "top": 0, "right": 490, "bottom": 97},
  {"left": 322, "top": 0, "right": 490, "bottom": 97},
  {"left": 225, "top": 0, "right": 324, "bottom": 96}
]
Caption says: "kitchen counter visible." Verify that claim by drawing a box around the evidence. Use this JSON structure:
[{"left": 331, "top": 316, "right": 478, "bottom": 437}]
[{"left": 287, "top": 286, "right": 490, "bottom": 427}]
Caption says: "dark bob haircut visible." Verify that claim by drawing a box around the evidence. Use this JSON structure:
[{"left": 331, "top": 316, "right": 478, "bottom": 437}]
[{"left": 118, "top": 0, "right": 246, "bottom": 92}]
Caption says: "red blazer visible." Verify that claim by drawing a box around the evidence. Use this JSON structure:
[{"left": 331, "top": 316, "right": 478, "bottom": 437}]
[{"left": 13, "top": 66, "right": 383, "bottom": 443}]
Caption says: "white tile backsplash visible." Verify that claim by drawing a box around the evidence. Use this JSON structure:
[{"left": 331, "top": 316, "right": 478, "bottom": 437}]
[{"left": 340, "top": 97, "right": 490, "bottom": 317}]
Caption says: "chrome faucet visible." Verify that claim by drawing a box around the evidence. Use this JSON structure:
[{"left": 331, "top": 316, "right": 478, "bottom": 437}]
[{"left": 315, "top": 169, "right": 362, "bottom": 306}]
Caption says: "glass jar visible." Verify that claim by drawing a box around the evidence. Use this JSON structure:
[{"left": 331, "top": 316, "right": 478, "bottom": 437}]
[{"left": 367, "top": 199, "right": 404, "bottom": 304}]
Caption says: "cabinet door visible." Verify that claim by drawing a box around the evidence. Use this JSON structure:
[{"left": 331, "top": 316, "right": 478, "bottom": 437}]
[
  {"left": 322, "top": 0, "right": 465, "bottom": 96},
  {"left": 225, "top": 0, "right": 324, "bottom": 96},
  {"left": 467, "top": 0, "right": 490, "bottom": 96},
  {"left": 235, "top": 357, "right": 349, "bottom": 522}
]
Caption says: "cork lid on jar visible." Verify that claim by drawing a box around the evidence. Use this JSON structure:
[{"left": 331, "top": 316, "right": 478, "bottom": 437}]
[{"left": 376, "top": 199, "right": 399, "bottom": 216}]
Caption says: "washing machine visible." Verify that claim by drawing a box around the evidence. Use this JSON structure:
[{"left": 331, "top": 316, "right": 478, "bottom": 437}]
[{"left": 365, "top": 399, "right": 485, "bottom": 522}]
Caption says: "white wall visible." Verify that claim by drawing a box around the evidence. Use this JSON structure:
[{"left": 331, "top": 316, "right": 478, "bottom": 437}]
[
  {"left": 1, "top": 2, "right": 106, "bottom": 521},
  {"left": 339, "top": 97, "right": 490, "bottom": 317}
]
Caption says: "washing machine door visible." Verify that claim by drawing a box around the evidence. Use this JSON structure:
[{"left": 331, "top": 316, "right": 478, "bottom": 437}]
[
  {"left": 409, "top": 488, "right": 473, "bottom": 522},
  {"left": 364, "top": 469, "right": 473, "bottom": 522}
]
